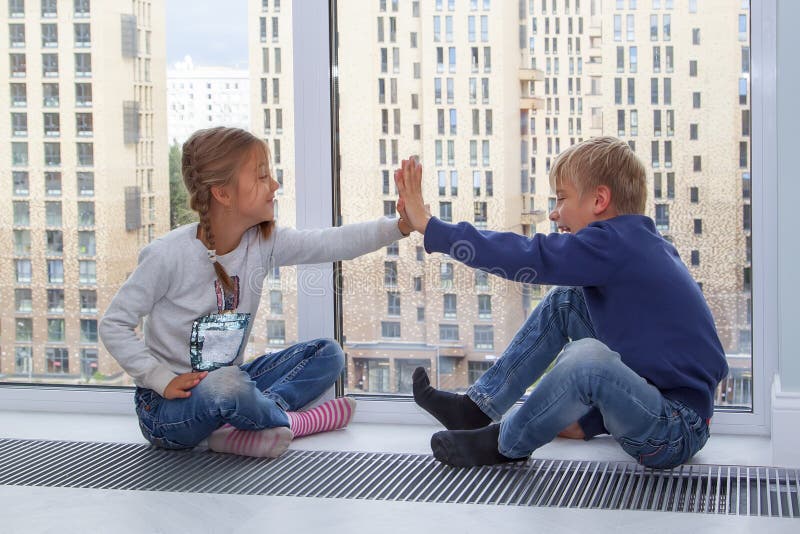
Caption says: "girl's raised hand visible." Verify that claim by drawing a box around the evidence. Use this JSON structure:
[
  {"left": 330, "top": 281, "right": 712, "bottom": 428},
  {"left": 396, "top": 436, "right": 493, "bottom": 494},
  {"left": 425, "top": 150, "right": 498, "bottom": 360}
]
[{"left": 394, "top": 158, "right": 432, "bottom": 234}]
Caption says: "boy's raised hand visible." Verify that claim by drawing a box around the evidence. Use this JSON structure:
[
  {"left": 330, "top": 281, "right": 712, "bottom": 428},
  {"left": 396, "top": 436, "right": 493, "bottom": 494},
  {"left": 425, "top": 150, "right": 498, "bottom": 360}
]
[{"left": 395, "top": 158, "right": 432, "bottom": 234}]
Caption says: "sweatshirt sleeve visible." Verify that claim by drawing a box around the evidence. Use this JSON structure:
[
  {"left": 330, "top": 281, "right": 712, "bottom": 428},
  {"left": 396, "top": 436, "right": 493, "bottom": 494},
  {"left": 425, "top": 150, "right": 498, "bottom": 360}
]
[
  {"left": 423, "top": 217, "right": 621, "bottom": 286},
  {"left": 99, "top": 241, "right": 177, "bottom": 396},
  {"left": 578, "top": 408, "right": 609, "bottom": 440},
  {"left": 268, "top": 216, "right": 405, "bottom": 267}
]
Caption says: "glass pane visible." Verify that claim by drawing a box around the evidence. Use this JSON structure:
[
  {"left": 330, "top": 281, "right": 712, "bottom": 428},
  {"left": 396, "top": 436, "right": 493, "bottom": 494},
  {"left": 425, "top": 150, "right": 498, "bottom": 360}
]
[
  {"left": 334, "top": 1, "right": 752, "bottom": 410},
  {"left": 0, "top": 1, "right": 295, "bottom": 387}
]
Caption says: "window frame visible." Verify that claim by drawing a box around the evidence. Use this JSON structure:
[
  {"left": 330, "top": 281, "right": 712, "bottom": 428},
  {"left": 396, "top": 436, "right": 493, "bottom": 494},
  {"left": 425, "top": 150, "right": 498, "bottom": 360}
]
[{"left": 0, "top": 0, "right": 778, "bottom": 437}]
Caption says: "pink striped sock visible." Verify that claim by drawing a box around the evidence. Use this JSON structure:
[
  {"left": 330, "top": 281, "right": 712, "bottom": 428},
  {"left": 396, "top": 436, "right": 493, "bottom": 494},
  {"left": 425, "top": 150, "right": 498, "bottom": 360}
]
[
  {"left": 208, "top": 424, "right": 293, "bottom": 458},
  {"left": 287, "top": 397, "right": 357, "bottom": 438}
]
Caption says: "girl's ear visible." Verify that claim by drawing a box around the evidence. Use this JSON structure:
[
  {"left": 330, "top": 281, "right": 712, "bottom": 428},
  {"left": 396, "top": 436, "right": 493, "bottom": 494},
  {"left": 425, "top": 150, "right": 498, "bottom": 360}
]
[{"left": 210, "top": 184, "right": 233, "bottom": 207}]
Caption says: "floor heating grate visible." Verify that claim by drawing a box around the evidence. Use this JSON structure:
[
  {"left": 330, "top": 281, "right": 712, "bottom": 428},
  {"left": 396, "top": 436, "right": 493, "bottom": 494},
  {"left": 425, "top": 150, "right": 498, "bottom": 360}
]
[{"left": 0, "top": 438, "right": 797, "bottom": 517}]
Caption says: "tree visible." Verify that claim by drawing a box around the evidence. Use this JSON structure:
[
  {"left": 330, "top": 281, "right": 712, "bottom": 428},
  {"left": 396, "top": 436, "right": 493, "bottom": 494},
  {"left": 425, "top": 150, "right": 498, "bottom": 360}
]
[{"left": 169, "top": 142, "right": 196, "bottom": 229}]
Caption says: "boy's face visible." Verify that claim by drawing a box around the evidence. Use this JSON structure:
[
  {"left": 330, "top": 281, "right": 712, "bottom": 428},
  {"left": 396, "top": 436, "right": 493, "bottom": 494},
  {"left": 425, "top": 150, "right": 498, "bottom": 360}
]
[{"left": 548, "top": 178, "right": 601, "bottom": 234}]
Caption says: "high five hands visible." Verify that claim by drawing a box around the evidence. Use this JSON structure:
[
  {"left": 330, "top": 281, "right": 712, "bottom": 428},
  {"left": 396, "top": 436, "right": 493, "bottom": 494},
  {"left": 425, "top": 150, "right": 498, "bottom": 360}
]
[{"left": 395, "top": 157, "right": 432, "bottom": 234}]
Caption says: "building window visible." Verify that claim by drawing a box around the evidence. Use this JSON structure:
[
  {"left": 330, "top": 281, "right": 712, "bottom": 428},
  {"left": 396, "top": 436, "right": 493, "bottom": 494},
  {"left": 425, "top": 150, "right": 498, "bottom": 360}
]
[
  {"left": 439, "top": 324, "right": 459, "bottom": 341},
  {"left": 474, "top": 325, "right": 494, "bottom": 350},
  {"left": 16, "top": 318, "right": 33, "bottom": 342},
  {"left": 443, "top": 294, "right": 457, "bottom": 319},
  {"left": 381, "top": 321, "right": 401, "bottom": 338},
  {"left": 11, "top": 83, "right": 26, "bottom": 107},
  {"left": 80, "top": 290, "right": 98, "bottom": 314},
  {"left": 79, "top": 260, "right": 96, "bottom": 284},
  {"left": 478, "top": 294, "right": 492, "bottom": 318},
  {"left": 440, "top": 262, "right": 454, "bottom": 289},
  {"left": 75, "top": 53, "right": 92, "bottom": 76},
  {"left": 12, "top": 142, "right": 28, "bottom": 166},
  {"left": 77, "top": 172, "right": 94, "bottom": 196},
  {"left": 10, "top": 53, "right": 26, "bottom": 77},
  {"left": 15, "top": 288, "right": 33, "bottom": 313},
  {"left": 47, "top": 318, "right": 65, "bottom": 342},
  {"left": 384, "top": 261, "right": 398, "bottom": 287},
  {"left": 655, "top": 204, "right": 669, "bottom": 232},
  {"left": 267, "top": 320, "right": 286, "bottom": 345},
  {"left": 439, "top": 201, "right": 452, "bottom": 222},
  {"left": 387, "top": 291, "right": 401, "bottom": 316},
  {"left": 80, "top": 348, "right": 99, "bottom": 378},
  {"left": 16, "top": 259, "right": 33, "bottom": 283},
  {"left": 13, "top": 171, "right": 30, "bottom": 196},
  {"left": 46, "top": 230, "right": 63, "bottom": 255},
  {"left": 74, "top": 23, "right": 91, "bottom": 47},
  {"left": 77, "top": 143, "right": 94, "bottom": 166},
  {"left": 46, "top": 348, "right": 69, "bottom": 374},
  {"left": 468, "top": 361, "right": 492, "bottom": 385}
]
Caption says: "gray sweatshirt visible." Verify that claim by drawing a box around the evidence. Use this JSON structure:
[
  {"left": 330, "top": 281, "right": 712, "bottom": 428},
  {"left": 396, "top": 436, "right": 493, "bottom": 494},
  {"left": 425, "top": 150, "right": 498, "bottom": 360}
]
[{"left": 99, "top": 217, "right": 404, "bottom": 396}]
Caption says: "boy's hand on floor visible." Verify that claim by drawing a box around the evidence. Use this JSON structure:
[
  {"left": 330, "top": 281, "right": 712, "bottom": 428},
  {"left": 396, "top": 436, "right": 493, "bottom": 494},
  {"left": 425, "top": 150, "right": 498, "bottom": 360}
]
[
  {"left": 557, "top": 421, "right": 586, "bottom": 440},
  {"left": 163, "top": 371, "right": 208, "bottom": 400},
  {"left": 395, "top": 157, "right": 432, "bottom": 234}
]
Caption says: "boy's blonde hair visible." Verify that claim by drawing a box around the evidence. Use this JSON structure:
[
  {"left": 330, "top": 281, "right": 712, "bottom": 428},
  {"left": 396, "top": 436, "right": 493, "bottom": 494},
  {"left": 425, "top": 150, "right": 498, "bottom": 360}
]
[
  {"left": 549, "top": 136, "right": 647, "bottom": 215},
  {"left": 181, "top": 127, "right": 274, "bottom": 293}
]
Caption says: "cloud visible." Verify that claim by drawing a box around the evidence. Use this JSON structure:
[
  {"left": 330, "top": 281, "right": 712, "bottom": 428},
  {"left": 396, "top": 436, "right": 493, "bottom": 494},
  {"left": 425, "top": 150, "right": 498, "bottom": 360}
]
[{"left": 166, "top": 0, "right": 248, "bottom": 68}]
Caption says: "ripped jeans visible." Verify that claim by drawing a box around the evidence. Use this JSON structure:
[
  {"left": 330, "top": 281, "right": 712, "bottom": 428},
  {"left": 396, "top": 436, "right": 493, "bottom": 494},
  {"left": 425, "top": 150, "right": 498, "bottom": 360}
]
[
  {"left": 467, "top": 287, "right": 710, "bottom": 469},
  {"left": 134, "top": 338, "right": 344, "bottom": 450}
]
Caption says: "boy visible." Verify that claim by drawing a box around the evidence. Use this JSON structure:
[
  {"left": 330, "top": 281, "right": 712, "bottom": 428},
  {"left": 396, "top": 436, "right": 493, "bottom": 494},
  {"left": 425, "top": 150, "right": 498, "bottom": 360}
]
[{"left": 394, "top": 137, "right": 728, "bottom": 468}]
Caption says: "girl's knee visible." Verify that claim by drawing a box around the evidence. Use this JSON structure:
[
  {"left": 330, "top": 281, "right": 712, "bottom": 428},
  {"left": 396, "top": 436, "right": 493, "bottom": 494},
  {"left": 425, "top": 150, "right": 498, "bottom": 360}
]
[
  {"left": 200, "top": 366, "right": 253, "bottom": 399},
  {"left": 314, "top": 338, "right": 345, "bottom": 372}
]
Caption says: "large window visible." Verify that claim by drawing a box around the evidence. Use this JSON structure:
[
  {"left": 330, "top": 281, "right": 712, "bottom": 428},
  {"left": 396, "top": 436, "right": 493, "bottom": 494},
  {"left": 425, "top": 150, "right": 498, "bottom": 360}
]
[
  {"left": 0, "top": 1, "right": 297, "bottom": 387},
  {"left": 0, "top": 1, "right": 756, "bottom": 420},
  {"left": 334, "top": 0, "right": 754, "bottom": 408}
]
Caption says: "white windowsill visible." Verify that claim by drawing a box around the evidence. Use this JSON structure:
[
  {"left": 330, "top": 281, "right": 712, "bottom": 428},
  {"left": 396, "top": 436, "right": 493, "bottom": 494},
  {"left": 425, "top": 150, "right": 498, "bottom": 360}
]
[{"left": 0, "top": 408, "right": 774, "bottom": 468}]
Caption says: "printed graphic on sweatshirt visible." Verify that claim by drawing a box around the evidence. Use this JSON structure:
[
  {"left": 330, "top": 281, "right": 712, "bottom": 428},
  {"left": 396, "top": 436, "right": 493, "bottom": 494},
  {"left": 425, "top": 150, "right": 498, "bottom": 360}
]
[
  {"left": 189, "top": 275, "right": 248, "bottom": 372},
  {"left": 189, "top": 312, "right": 251, "bottom": 372},
  {"left": 215, "top": 276, "right": 240, "bottom": 312}
]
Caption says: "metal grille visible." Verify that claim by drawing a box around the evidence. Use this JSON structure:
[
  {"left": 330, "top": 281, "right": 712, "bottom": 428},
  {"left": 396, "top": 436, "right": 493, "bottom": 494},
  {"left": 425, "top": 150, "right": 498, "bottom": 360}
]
[{"left": 0, "top": 438, "right": 797, "bottom": 518}]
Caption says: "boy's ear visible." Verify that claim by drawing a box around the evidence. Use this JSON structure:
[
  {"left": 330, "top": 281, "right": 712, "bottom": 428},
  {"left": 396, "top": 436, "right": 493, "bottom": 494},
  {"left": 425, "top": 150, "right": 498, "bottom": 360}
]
[
  {"left": 593, "top": 185, "right": 613, "bottom": 215},
  {"left": 210, "top": 185, "right": 232, "bottom": 207}
]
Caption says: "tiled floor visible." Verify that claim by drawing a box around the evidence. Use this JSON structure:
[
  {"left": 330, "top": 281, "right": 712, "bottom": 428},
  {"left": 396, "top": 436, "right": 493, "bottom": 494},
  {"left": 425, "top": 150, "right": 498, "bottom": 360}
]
[{"left": 0, "top": 410, "right": 795, "bottom": 534}]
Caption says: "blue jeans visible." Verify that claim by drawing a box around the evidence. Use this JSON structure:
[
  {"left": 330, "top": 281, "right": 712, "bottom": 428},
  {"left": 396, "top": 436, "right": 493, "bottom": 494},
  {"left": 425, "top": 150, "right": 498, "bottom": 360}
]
[
  {"left": 467, "top": 287, "right": 710, "bottom": 469},
  {"left": 134, "top": 338, "right": 345, "bottom": 450}
]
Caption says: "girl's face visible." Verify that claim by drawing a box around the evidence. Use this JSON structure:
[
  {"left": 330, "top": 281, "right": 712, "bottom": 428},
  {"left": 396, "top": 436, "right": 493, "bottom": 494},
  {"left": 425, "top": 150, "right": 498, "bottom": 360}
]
[{"left": 230, "top": 145, "right": 280, "bottom": 225}]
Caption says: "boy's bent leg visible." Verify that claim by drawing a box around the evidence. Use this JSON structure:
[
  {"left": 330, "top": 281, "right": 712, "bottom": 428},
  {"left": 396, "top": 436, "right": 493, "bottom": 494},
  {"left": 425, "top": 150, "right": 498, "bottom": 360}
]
[
  {"left": 467, "top": 286, "right": 596, "bottom": 420},
  {"left": 241, "top": 338, "right": 345, "bottom": 412},
  {"left": 497, "top": 339, "right": 705, "bottom": 469},
  {"left": 415, "top": 287, "right": 595, "bottom": 430}
]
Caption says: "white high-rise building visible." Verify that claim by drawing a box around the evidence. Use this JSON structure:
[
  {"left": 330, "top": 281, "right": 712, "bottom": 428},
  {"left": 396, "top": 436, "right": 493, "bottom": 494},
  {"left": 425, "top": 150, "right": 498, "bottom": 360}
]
[
  {"left": 1, "top": 0, "right": 169, "bottom": 385},
  {"left": 167, "top": 55, "right": 250, "bottom": 146}
]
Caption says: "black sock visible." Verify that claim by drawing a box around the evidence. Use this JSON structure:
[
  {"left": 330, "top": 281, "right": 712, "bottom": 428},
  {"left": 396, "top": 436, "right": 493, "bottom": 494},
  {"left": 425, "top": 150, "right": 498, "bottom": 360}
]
[
  {"left": 412, "top": 367, "right": 492, "bottom": 430},
  {"left": 430, "top": 424, "right": 527, "bottom": 467}
]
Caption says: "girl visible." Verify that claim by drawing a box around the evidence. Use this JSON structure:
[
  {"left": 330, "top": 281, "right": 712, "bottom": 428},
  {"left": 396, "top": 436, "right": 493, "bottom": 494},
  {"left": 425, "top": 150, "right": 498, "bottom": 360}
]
[{"left": 100, "top": 127, "right": 411, "bottom": 458}]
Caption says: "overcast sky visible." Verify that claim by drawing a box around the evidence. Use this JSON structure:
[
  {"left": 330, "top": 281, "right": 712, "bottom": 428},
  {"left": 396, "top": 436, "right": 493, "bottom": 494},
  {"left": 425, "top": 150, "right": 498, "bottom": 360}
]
[{"left": 166, "top": 0, "right": 249, "bottom": 68}]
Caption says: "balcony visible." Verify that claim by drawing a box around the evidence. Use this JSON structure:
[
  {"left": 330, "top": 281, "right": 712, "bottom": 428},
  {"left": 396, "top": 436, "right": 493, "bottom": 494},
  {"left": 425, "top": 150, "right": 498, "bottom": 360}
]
[
  {"left": 518, "top": 68, "right": 544, "bottom": 82},
  {"left": 520, "top": 96, "right": 545, "bottom": 110}
]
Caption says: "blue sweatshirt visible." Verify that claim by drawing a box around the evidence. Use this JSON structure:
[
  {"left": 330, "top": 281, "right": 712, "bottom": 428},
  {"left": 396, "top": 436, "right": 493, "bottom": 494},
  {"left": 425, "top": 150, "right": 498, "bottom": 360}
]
[{"left": 424, "top": 215, "right": 728, "bottom": 436}]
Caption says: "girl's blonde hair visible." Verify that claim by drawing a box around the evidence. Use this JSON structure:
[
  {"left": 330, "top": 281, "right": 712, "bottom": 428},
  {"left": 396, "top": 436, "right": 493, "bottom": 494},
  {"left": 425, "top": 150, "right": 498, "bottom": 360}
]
[
  {"left": 549, "top": 136, "right": 647, "bottom": 215},
  {"left": 181, "top": 126, "right": 274, "bottom": 294}
]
